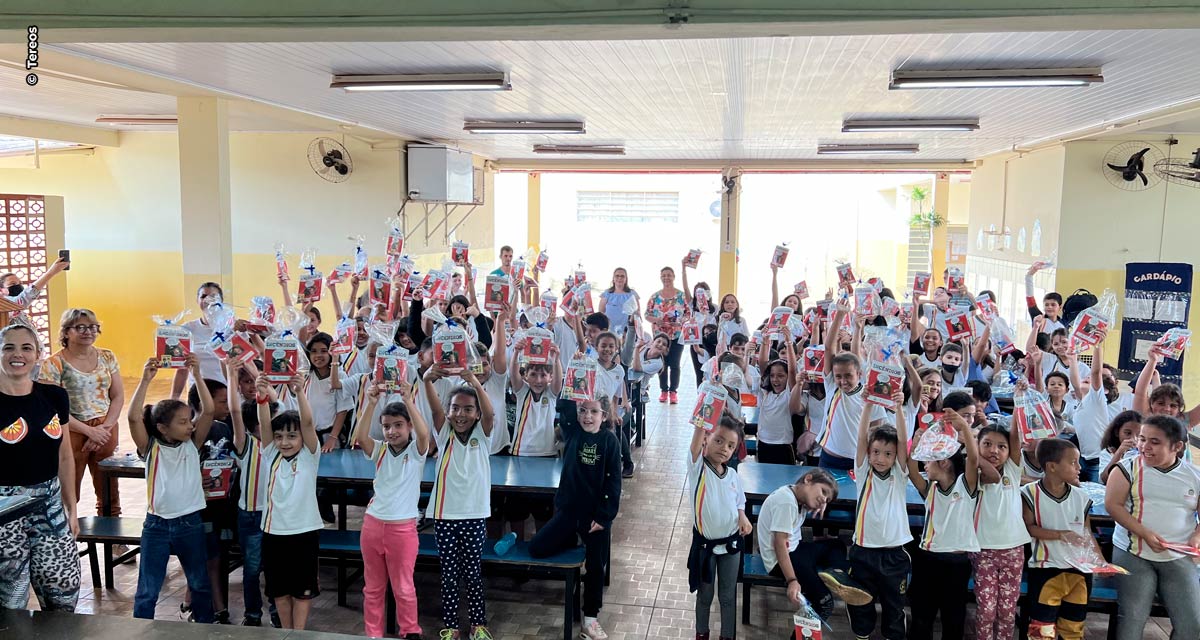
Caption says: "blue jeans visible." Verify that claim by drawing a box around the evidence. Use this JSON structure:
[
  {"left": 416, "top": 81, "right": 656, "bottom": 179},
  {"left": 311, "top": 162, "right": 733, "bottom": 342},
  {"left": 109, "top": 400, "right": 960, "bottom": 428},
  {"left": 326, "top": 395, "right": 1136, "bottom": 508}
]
[
  {"left": 819, "top": 449, "right": 855, "bottom": 471},
  {"left": 1114, "top": 547, "right": 1200, "bottom": 640},
  {"left": 236, "top": 508, "right": 264, "bottom": 620},
  {"left": 134, "top": 512, "right": 212, "bottom": 622},
  {"left": 1079, "top": 457, "right": 1099, "bottom": 484}
]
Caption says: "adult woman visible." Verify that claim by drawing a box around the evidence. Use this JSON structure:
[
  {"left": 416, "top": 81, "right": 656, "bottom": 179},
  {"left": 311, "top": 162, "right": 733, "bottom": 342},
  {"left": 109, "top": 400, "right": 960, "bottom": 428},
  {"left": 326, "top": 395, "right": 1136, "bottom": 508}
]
[
  {"left": 171, "top": 282, "right": 227, "bottom": 399},
  {"left": 646, "top": 266, "right": 687, "bottom": 403},
  {"left": 38, "top": 309, "right": 124, "bottom": 518},
  {"left": 600, "top": 267, "right": 639, "bottom": 336},
  {"left": 0, "top": 322, "right": 80, "bottom": 611}
]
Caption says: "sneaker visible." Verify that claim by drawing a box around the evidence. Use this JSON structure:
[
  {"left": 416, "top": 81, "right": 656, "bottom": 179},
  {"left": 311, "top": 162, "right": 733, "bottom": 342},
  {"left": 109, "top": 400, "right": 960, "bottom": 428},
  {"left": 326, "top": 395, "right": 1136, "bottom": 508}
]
[
  {"left": 469, "top": 626, "right": 493, "bottom": 640},
  {"left": 669, "top": 391, "right": 678, "bottom": 404},
  {"left": 111, "top": 543, "right": 130, "bottom": 557},
  {"left": 438, "top": 630, "right": 460, "bottom": 640},
  {"left": 695, "top": 634, "right": 710, "bottom": 640},
  {"left": 403, "top": 634, "right": 424, "bottom": 640},
  {"left": 658, "top": 391, "right": 669, "bottom": 403},
  {"left": 815, "top": 593, "right": 836, "bottom": 620},
  {"left": 242, "top": 616, "right": 262, "bottom": 627},
  {"left": 818, "top": 569, "right": 874, "bottom": 606},
  {"left": 178, "top": 603, "right": 192, "bottom": 621},
  {"left": 270, "top": 611, "right": 282, "bottom": 628},
  {"left": 580, "top": 619, "right": 608, "bottom": 640},
  {"left": 622, "top": 461, "right": 635, "bottom": 478},
  {"left": 214, "top": 610, "right": 231, "bottom": 624}
]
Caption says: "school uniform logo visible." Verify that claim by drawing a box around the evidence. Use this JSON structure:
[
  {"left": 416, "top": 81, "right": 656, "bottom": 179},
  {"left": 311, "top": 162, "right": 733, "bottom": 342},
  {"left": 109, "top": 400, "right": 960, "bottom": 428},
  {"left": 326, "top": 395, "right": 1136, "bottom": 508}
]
[
  {"left": 470, "top": 439, "right": 480, "bottom": 448},
  {"left": 43, "top": 414, "right": 63, "bottom": 439},
  {"left": 951, "top": 491, "right": 962, "bottom": 501},
  {"left": 1, "top": 418, "right": 28, "bottom": 444},
  {"left": 1001, "top": 476, "right": 1012, "bottom": 487}
]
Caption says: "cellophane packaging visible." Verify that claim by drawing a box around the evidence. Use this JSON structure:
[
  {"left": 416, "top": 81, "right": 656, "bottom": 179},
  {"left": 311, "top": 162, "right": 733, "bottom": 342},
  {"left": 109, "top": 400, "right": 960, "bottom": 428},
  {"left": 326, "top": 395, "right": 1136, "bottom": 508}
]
[
  {"left": 802, "top": 345, "right": 825, "bottom": 382},
  {"left": 854, "top": 285, "right": 881, "bottom": 317},
  {"left": 296, "top": 248, "right": 323, "bottom": 303},
  {"left": 684, "top": 249, "right": 701, "bottom": 268},
  {"left": 274, "top": 242, "right": 289, "bottom": 282},
  {"left": 943, "top": 307, "right": 974, "bottom": 341},
  {"left": 690, "top": 381, "right": 729, "bottom": 432},
  {"left": 1067, "top": 289, "right": 1117, "bottom": 352},
  {"left": 562, "top": 354, "right": 599, "bottom": 401},
  {"left": 836, "top": 261, "right": 856, "bottom": 288},
  {"left": 263, "top": 307, "right": 306, "bottom": 383},
  {"left": 385, "top": 217, "right": 405, "bottom": 257},
  {"left": 864, "top": 359, "right": 904, "bottom": 407},
  {"left": 432, "top": 318, "right": 469, "bottom": 374},
  {"left": 153, "top": 309, "right": 192, "bottom": 368},
  {"left": 1154, "top": 327, "right": 1192, "bottom": 360},
  {"left": 1014, "top": 389, "right": 1058, "bottom": 444},
  {"left": 794, "top": 281, "right": 809, "bottom": 299},
  {"left": 332, "top": 315, "right": 356, "bottom": 356},
  {"left": 450, "top": 240, "right": 470, "bottom": 266},
  {"left": 369, "top": 266, "right": 392, "bottom": 306},
  {"left": 484, "top": 275, "right": 512, "bottom": 312},
  {"left": 765, "top": 306, "right": 795, "bottom": 339},
  {"left": 771, "top": 244, "right": 789, "bottom": 268},
  {"left": 912, "top": 272, "right": 931, "bottom": 296}
]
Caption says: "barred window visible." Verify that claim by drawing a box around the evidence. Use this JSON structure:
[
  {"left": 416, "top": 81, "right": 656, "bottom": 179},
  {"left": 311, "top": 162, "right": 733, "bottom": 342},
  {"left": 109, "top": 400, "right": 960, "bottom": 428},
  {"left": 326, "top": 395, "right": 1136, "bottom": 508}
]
[{"left": 576, "top": 190, "right": 679, "bottom": 223}]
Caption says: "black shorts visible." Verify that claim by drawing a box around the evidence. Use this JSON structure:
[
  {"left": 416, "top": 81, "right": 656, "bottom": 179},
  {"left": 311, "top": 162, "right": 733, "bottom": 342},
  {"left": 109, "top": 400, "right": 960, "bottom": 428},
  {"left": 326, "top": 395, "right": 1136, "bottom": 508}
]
[
  {"left": 503, "top": 493, "right": 555, "bottom": 523},
  {"left": 262, "top": 530, "right": 320, "bottom": 599}
]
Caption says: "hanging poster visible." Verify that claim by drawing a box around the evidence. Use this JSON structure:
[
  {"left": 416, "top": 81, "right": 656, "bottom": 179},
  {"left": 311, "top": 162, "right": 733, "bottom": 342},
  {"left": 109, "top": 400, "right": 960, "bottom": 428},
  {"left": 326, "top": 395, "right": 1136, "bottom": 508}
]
[{"left": 1119, "top": 262, "right": 1191, "bottom": 383}]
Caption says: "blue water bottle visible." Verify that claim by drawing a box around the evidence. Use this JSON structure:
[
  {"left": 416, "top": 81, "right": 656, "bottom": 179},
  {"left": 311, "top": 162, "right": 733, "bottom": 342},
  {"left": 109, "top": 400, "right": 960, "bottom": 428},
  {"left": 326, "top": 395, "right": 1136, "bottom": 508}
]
[{"left": 493, "top": 532, "right": 517, "bottom": 556}]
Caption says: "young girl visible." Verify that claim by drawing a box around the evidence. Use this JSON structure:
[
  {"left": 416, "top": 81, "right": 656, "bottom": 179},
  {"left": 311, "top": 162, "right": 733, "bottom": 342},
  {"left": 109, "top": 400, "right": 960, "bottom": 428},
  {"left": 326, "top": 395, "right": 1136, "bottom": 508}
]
[
  {"left": 1105, "top": 415, "right": 1200, "bottom": 640},
  {"left": 905, "top": 408, "right": 981, "bottom": 640},
  {"left": 254, "top": 372, "right": 322, "bottom": 629},
  {"left": 687, "top": 414, "right": 751, "bottom": 640},
  {"left": 425, "top": 367, "right": 495, "bottom": 640},
  {"left": 530, "top": 396, "right": 622, "bottom": 640},
  {"left": 1098, "top": 410, "right": 1142, "bottom": 483},
  {"left": 755, "top": 342, "right": 798, "bottom": 464},
  {"left": 353, "top": 380, "right": 430, "bottom": 639},
  {"left": 971, "top": 423, "right": 1029, "bottom": 640},
  {"left": 304, "top": 333, "right": 348, "bottom": 454},
  {"left": 128, "top": 354, "right": 215, "bottom": 623}
]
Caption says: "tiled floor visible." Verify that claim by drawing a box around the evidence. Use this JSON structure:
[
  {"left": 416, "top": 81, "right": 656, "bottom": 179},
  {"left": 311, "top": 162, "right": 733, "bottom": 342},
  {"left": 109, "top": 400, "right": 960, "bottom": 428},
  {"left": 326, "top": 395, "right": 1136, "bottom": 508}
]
[{"left": 51, "top": 375, "right": 1176, "bottom": 639}]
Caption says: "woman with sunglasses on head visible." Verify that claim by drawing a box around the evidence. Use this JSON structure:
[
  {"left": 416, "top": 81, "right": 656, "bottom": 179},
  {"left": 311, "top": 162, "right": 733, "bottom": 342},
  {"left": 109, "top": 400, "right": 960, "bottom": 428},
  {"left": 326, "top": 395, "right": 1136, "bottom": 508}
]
[{"left": 38, "top": 308, "right": 125, "bottom": 520}]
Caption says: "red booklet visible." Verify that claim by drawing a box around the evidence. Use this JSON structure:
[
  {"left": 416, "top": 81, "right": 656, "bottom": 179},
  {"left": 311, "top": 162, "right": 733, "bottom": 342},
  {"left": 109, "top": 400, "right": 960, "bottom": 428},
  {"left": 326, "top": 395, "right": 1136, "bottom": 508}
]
[
  {"left": 864, "top": 360, "right": 904, "bottom": 406},
  {"left": 201, "top": 459, "right": 235, "bottom": 500},
  {"left": 264, "top": 338, "right": 300, "bottom": 383},
  {"left": 374, "top": 351, "right": 409, "bottom": 392},
  {"left": 155, "top": 325, "right": 192, "bottom": 369}
]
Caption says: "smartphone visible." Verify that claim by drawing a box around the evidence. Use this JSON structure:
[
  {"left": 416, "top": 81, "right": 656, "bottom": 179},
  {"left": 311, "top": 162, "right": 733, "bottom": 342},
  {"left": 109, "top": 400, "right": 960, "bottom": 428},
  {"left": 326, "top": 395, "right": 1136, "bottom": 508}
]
[{"left": 58, "top": 249, "right": 70, "bottom": 270}]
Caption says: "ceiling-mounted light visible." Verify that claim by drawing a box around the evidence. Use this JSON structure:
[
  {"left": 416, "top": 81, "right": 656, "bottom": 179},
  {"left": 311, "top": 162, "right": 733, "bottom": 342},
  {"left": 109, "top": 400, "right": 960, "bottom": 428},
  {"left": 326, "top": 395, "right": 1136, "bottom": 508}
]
[
  {"left": 331, "top": 72, "right": 510, "bottom": 92},
  {"left": 464, "top": 121, "right": 585, "bottom": 135},
  {"left": 842, "top": 118, "right": 979, "bottom": 133},
  {"left": 532, "top": 144, "right": 625, "bottom": 155},
  {"left": 95, "top": 115, "right": 177, "bottom": 125},
  {"left": 817, "top": 143, "right": 920, "bottom": 155},
  {"left": 890, "top": 67, "right": 1102, "bottom": 89}
]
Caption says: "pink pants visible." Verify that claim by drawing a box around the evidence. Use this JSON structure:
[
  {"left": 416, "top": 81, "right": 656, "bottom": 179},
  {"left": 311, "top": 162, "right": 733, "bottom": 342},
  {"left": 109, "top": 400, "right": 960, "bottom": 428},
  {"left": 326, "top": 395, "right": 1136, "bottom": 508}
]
[
  {"left": 970, "top": 546, "right": 1025, "bottom": 640},
  {"left": 361, "top": 514, "right": 421, "bottom": 638}
]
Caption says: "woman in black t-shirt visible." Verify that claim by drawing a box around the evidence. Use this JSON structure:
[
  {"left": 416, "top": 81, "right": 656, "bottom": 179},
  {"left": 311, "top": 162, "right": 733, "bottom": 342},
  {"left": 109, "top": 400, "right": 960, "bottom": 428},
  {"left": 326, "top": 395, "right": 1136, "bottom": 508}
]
[{"left": 0, "top": 323, "right": 80, "bottom": 611}]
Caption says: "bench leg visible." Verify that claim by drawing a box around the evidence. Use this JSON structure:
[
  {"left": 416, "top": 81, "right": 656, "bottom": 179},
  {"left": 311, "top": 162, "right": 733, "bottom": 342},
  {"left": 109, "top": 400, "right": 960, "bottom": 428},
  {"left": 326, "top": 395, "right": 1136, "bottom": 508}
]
[
  {"left": 337, "top": 558, "right": 347, "bottom": 607},
  {"left": 87, "top": 543, "right": 100, "bottom": 588},
  {"left": 1107, "top": 612, "right": 1118, "bottom": 640},
  {"left": 103, "top": 542, "right": 114, "bottom": 589},
  {"left": 563, "top": 569, "right": 578, "bottom": 640},
  {"left": 741, "top": 581, "right": 751, "bottom": 624}
]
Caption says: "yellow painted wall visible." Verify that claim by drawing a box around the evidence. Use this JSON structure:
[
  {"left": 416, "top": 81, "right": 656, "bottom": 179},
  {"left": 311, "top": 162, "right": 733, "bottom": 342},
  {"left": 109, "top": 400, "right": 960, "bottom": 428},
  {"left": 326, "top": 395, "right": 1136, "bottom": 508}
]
[
  {"left": 0, "top": 132, "right": 497, "bottom": 368},
  {"left": 1057, "top": 137, "right": 1200, "bottom": 401}
]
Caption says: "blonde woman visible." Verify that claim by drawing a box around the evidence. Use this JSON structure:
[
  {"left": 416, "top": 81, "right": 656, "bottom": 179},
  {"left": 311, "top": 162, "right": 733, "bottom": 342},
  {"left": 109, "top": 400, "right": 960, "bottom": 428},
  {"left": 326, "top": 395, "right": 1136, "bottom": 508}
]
[{"left": 38, "top": 308, "right": 124, "bottom": 518}]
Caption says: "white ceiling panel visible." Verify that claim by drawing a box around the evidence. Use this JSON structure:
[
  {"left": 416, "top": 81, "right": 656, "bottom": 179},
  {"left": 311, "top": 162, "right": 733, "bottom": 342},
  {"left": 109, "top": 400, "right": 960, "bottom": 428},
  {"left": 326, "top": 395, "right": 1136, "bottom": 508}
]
[{"left": 37, "top": 30, "right": 1200, "bottom": 160}]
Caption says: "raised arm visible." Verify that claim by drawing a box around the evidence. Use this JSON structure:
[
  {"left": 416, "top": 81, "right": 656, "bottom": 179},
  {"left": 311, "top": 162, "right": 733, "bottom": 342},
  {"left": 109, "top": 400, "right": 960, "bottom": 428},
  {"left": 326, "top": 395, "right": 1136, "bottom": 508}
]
[
  {"left": 954, "top": 410, "right": 979, "bottom": 494},
  {"left": 186, "top": 354, "right": 215, "bottom": 447},
  {"left": 127, "top": 358, "right": 160, "bottom": 457},
  {"left": 398, "top": 377, "right": 431, "bottom": 455},
  {"left": 28, "top": 257, "right": 69, "bottom": 293},
  {"left": 226, "top": 361, "right": 247, "bottom": 454},
  {"left": 1025, "top": 264, "right": 1045, "bottom": 321},
  {"left": 971, "top": 322, "right": 993, "bottom": 365},
  {"left": 462, "top": 369, "right": 495, "bottom": 437},
  {"left": 681, "top": 259, "right": 693, "bottom": 306},
  {"left": 329, "top": 279, "right": 346, "bottom": 322},
  {"left": 824, "top": 298, "right": 850, "bottom": 374},
  {"left": 1133, "top": 349, "right": 1160, "bottom": 414},
  {"left": 256, "top": 374, "right": 274, "bottom": 440},
  {"left": 423, "top": 367, "right": 447, "bottom": 433},
  {"left": 906, "top": 427, "right": 929, "bottom": 496},
  {"left": 894, "top": 390, "right": 910, "bottom": 469},
  {"left": 463, "top": 263, "right": 479, "bottom": 310},
  {"left": 856, "top": 394, "right": 872, "bottom": 467},
  {"left": 291, "top": 373, "right": 319, "bottom": 453},
  {"left": 782, "top": 338, "right": 797, "bottom": 391},
  {"left": 278, "top": 273, "right": 295, "bottom": 309},
  {"left": 1067, "top": 352, "right": 1084, "bottom": 401},
  {"left": 353, "top": 384, "right": 381, "bottom": 458},
  {"left": 549, "top": 345, "right": 565, "bottom": 396},
  {"left": 491, "top": 305, "right": 509, "bottom": 376},
  {"left": 770, "top": 264, "right": 780, "bottom": 309}
]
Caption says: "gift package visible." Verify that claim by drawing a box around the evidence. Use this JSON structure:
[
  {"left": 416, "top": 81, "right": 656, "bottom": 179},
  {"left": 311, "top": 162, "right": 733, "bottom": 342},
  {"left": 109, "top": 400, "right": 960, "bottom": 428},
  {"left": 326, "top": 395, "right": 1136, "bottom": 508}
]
[
  {"left": 974, "top": 293, "right": 999, "bottom": 324},
  {"left": 912, "top": 272, "right": 931, "bottom": 296},
  {"left": 296, "top": 249, "right": 324, "bottom": 304},
  {"left": 1068, "top": 290, "right": 1117, "bottom": 352},
  {"left": 684, "top": 249, "right": 702, "bottom": 269},
  {"left": 854, "top": 285, "right": 882, "bottom": 317},
  {"left": 864, "top": 360, "right": 904, "bottom": 407},
  {"left": 681, "top": 319, "right": 702, "bottom": 345},
  {"left": 153, "top": 310, "right": 192, "bottom": 368},
  {"left": 332, "top": 316, "right": 356, "bottom": 356},
  {"left": 450, "top": 240, "right": 470, "bottom": 266},
  {"left": 1014, "top": 389, "right": 1058, "bottom": 443},
  {"left": 374, "top": 350, "right": 409, "bottom": 392},
  {"left": 385, "top": 217, "right": 405, "bottom": 257},
  {"left": 205, "top": 298, "right": 256, "bottom": 365},
  {"left": 274, "top": 242, "right": 289, "bottom": 282},
  {"left": 246, "top": 296, "right": 276, "bottom": 333},
  {"left": 765, "top": 306, "right": 795, "bottom": 339},
  {"left": 484, "top": 275, "right": 512, "bottom": 312},
  {"left": 991, "top": 316, "right": 1018, "bottom": 355},
  {"left": 802, "top": 345, "right": 825, "bottom": 382},
  {"left": 836, "top": 261, "right": 856, "bottom": 288},
  {"left": 690, "top": 381, "right": 729, "bottom": 432},
  {"left": 1154, "top": 327, "right": 1192, "bottom": 360},
  {"left": 263, "top": 307, "right": 307, "bottom": 383},
  {"left": 946, "top": 267, "right": 965, "bottom": 292},
  {"left": 433, "top": 319, "right": 469, "bottom": 374},
  {"left": 519, "top": 326, "right": 554, "bottom": 366},
  {"left": 351, "top": 235, "right": 369, "bottom": 280},
  {"left": 771, "top": 244, "right": 789, "bottom": 268},
  {"left": 910, "top": 426, "right": 963, "bottom": 462},
  {"left": 535, "top": 249, "right": 549, "bottom": 273},
  {"left": 202, "top": 458, "right": 236, "bottom": 500},
  {"left": 368, "top": 267, "right": 392, "bottom": 306},
  {"left": 562, "top": 354, "right": 598, "bottom": 401},
  {"left": 943, "top": 307, "right": 974, "bottom": 341},
  {"left": 794, "top": 280, "right": 809, "bottom": 299}
]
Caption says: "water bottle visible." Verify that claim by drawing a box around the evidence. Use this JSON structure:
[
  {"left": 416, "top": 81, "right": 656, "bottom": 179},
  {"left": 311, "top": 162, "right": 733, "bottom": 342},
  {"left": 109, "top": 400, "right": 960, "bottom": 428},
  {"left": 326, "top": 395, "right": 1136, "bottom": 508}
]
[{"left": 493, "top": 531, "right": 517, "bottom": 556}]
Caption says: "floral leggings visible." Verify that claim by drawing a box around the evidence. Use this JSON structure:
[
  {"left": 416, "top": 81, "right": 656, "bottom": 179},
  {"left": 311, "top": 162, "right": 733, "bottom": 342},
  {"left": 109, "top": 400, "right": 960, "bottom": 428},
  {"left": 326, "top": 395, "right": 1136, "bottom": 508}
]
[
  {"left": 970, "top": 546, "right": 1024, "bottom": 640},
  {"left": 0, "top": 478, "right": 80, "bottom": 611}
]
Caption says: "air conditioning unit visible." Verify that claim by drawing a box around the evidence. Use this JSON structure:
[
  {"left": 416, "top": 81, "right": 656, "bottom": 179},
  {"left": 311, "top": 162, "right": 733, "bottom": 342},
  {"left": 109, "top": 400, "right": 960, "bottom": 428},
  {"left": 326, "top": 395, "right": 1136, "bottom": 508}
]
[{"left": 406, "top": 144, "right": 475, "bottom": 203}]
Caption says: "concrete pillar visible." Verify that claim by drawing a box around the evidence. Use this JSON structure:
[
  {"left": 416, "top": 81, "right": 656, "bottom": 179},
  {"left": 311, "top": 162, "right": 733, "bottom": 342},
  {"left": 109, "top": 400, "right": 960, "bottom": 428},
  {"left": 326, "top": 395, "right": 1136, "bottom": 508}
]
[
  {"left": 176, "top": 96, "right": 232, "bottom": 300},
  {"left": 527, "top": 172, "right": 541, "bottom": 253},
  {"left": 718, "top": 168, "right": 742, "bottom": 296},
  {"left": 930, "top": 172, "right": 951, "bottom": 281}
]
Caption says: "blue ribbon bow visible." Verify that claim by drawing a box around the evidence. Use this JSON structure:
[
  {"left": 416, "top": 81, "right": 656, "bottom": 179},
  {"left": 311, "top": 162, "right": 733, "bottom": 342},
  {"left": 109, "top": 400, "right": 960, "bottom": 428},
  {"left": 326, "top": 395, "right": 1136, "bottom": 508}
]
[{"left": 304, "top": 264, "right": 316, "bottom": 277}]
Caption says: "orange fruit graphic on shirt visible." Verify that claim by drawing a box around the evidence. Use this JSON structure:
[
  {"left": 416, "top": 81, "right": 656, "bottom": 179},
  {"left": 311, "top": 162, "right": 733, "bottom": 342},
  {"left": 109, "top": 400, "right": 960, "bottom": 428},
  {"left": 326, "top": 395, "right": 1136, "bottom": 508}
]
[
  {"left": 1, "top": 418, "right": 28, "bottom": 444},
  {"left": 43, "top": 415, "right": 63, "bottom": 439}
]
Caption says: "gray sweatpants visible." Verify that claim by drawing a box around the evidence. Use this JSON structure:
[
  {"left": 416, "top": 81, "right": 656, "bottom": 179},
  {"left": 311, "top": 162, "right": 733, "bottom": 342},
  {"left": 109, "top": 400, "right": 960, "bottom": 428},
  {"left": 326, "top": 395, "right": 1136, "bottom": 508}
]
[
  {"left": 1113, "top": 547, "right": 1200, "bottom": 640},
  {"left": 696, "top": 550, "right": 740, "bottom": 638}
]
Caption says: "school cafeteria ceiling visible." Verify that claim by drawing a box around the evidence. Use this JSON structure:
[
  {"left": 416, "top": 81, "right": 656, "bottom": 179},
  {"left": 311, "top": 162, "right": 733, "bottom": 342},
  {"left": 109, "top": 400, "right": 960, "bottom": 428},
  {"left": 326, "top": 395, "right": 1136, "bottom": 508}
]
[{"left": 16, "top": 28, "right": 1200, "bottom": 162}]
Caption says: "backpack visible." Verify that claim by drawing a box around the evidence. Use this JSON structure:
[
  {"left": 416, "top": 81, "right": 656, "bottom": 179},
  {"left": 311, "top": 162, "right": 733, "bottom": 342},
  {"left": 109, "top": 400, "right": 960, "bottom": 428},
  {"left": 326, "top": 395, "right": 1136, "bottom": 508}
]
[{"left": 1061, "top": 288, "right": 1098, "bottom": 326}]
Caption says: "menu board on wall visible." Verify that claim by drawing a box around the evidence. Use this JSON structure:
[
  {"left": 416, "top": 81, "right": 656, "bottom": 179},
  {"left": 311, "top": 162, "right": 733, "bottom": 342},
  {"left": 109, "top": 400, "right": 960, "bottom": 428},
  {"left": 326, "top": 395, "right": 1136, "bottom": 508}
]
[{"left": 1118, "top": 262, "right": 1192, "bottom": 383}]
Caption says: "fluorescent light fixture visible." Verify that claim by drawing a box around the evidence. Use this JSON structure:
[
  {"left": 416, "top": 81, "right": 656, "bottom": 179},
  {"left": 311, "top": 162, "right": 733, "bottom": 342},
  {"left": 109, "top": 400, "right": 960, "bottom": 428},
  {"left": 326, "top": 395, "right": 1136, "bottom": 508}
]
[
  {"left": 817, "top": 143, "right": 919, "bottom": 155},
  {"left": 842, "top": 118, "right": 979, "bottom": 132},
  {"left": 532, "top": 144, "right": 625, "bottom": 155},
  {"left": 891, "top": 67, "right": 1102, "bottom": 89},
  {"left": 331, "top": 72, "right": 510, "bottom": 92},
  {"left": 464, "top": 120, "right": 585, "bottom": 134},
  {"left": 95, "top": 115, "right": 177, "bottom": 125}
]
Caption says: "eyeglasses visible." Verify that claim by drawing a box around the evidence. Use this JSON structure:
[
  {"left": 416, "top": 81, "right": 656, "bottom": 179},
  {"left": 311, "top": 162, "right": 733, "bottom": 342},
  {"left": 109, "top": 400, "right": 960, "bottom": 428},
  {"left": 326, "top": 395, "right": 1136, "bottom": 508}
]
[{"left": 69, "top": 324, "right": 101, "bottom": 333}]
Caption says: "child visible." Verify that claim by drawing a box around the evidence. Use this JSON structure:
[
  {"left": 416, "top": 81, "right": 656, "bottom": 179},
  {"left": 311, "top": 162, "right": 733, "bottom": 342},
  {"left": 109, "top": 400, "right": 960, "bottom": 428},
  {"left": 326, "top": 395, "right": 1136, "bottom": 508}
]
[
  {"left": 254, "top": 372, "right": 322, "bottom": 630},
  {"left": 1098, "top": 410, "right": 1142, "bottom": 483},
  {"left": 187, "top": 378, "right": 237, "bottom": 624},
  {"left": 304, "top": 332, "right": 348, "bottom": 454},
  {"left": 1025, "top": 263, "right": 1066, "bottom": 334},
  {"left": 905, "top": 409, "right": 981, "bottom": 640},
  {"left": 506, "top": 345, "right": 563, "bottom": 538},
  {"left": 353, "top": 381, "right": 430, "bottom": 640},
  {"left": 530, "top": 396, "right": 622, "bottom": 640},
  {"left": 817, "top": 299, "right": 884, "bottom": 470},
  {"left": 593, "top": 331, "right": 632, "bottom": 477},
  {"left": 970, "top": 423, "right": 1030, "bottom": 640},
  {"left": 1070, "top": 333, "right": 1132, "bottom": 481},
  {"left": 1133, "top": 348, "right": 1200, "bottom": 426},
  {"left": 226, "top": 360, "right": 274, "bottom": 627},
  {"left": 478, "top": 309, "right": 510, "bottom": 455},
  {"left": 127, "top": 354, "right": 215, "bottom": 623},
  {"left": 1021, "top": 438, "right": 1098, "bottom": 640},
  {"left": 846, "top": 388, "right": 911, "bottom": 640},
  {"left": 1104, "top": 415, "right": 1200, "bottom": 640},
  {"left": 425, "top": 367, "right": 495, "bottom": 640},
  {"left": 688, "top": 415, "right": 752, "bottom": 639},
  {"left": 755, "top": 342, "right": 797, "bottom": 464}
]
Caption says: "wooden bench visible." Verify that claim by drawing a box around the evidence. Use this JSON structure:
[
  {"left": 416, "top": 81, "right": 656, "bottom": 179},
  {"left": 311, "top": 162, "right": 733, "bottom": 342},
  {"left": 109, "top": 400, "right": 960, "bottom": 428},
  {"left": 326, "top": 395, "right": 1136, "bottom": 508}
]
[
  {"left": 76, "top": 516, "right": 142, "bottom": 589},
  {"left": 318, "top": 529, "right": 586, "bottom": 640}
]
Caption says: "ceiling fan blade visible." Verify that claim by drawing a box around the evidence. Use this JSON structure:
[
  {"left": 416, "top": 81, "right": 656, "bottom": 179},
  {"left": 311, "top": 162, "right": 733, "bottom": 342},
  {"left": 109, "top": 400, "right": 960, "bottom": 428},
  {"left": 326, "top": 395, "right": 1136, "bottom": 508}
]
[
  {"left": 1106, "top": 163, "right": 1127, "bottom": 172},
  {"left": 1137, "top": 171, "right": 1148, "bottom": 186}
]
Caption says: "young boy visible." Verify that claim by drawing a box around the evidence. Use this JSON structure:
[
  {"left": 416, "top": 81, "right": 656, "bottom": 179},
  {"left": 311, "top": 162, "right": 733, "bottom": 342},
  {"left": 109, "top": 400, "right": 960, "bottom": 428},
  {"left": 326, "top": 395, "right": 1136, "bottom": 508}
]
[
  {"left": 506, "top": 346, "right": 565, "bottom": 537},
  {"left": 1021, "top": 438, "right": 1096, "bottom": 640},
  {"left": 593, "top": 331, "right": 632, "bottom": 477},
  {"left": 817, "top": 300, "right": 885, "bottom": 471},
  {"left": 1026, "top": 263, "right": 1065, "bottom": 334},
  {"left": 844, "top": 391, "right": 912, "bottom": 640}
]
